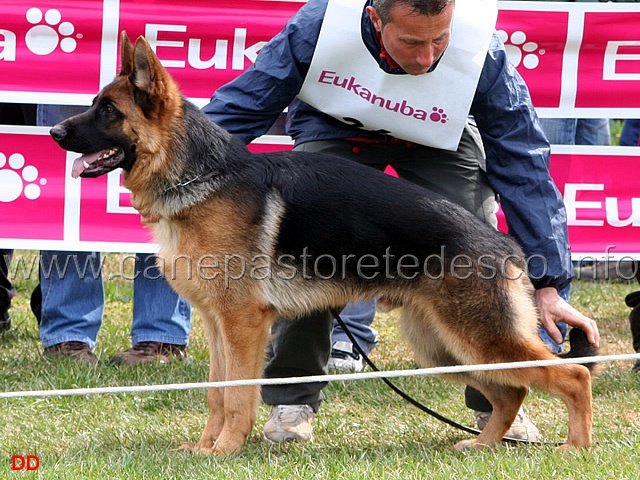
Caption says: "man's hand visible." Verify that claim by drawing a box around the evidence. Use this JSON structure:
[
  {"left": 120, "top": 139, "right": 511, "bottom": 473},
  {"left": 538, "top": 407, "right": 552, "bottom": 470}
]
[{"left": 535, "top": 287, "right": 600, "bottom": 348}]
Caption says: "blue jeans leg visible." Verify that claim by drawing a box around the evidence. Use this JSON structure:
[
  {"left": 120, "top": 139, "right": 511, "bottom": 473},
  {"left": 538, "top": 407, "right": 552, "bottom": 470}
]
[
  {"left": 131, "top": 253, "right": 192, "bottom": 345},
  {"left": 39, "top": 251, "right": 104, "bottom": 349},
  {"left": 331, "top": 300, "right": 379, "bottom": 354},
  {"left": 539, "top": 118, "right": 577, "bottom": 145},
  {"left": 539, "top": 118, "right": 610, "bottom": 146},
  {"left": 575, "top": 118, "right": 610, "bottom": 146}
]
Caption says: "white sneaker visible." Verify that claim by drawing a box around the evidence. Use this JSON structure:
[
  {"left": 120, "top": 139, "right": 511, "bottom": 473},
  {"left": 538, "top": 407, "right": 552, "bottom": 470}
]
[
  {"left": 474, "top": 406, "right": 542, "bottom": 442},
  {"left": 263, "top": 405, "right": 315, "bottom": 443},
  {"left": 327, "top": 341, "right": 364, "bottom": 372}
]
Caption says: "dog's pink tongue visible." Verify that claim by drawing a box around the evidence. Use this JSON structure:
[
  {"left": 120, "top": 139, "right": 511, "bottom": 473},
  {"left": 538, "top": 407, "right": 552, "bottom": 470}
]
[{"left": 71, "top": 152, "right": 101, "bottom": 178}]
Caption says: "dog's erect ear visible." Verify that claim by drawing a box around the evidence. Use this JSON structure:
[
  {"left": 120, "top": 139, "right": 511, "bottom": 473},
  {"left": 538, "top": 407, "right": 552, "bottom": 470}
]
[
  {"left": 131, "top": 36, "right": 170, "bottom": 100},
  {"left": 119, "top": 31, "right": 134, "bottom": 76}
]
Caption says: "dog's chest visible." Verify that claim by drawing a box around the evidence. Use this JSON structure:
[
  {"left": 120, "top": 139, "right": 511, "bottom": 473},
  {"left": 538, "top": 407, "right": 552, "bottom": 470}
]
[{"left": 148, "top": 219, "right": 180, "bottom": 258}]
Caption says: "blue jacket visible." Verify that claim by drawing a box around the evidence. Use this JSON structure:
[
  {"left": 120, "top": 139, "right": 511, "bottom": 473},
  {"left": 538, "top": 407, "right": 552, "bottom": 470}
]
[
  {"left": 620, "top": 119, "right": 640, "bottom": 146},
  {"left": 203, "top": 0, "right": 572, "bottom": 291}
]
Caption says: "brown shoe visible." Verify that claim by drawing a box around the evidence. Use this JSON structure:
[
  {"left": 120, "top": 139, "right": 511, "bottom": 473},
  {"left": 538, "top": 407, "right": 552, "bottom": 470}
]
[
  {"left": 110, "top": 341, "right": 187, "bottom": 365},
  {"left": 43, "top": 341, "right": 98, "bottom": 364}
]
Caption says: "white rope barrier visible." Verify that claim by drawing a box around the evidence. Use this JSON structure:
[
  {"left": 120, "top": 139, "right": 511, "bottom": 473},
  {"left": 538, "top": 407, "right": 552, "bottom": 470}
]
[{"left": 2, "top": 352, "right": 640, "bottom": 400}]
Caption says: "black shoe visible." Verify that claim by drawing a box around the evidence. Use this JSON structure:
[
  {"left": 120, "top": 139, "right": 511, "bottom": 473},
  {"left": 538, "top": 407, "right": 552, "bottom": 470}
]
[
  {"left": 625, "top": 291, "right": 640, "bottom": 309},
  {"left": 31, "top": 284, "right": 42, "bottom": 325},
  {"left": 626, "top": 290, "right": 640, "bottom": 372},
  {"left": 0, "top": 311, "right": 10, "bottom": 333},
  {"left": 629, "top": 298, "right": 640, "bottom": 358}
]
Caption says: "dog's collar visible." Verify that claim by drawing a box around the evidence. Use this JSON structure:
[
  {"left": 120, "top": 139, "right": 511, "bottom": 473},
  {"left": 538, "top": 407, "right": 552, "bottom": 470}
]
[{"left": 164, "top": 168, "right": 222, "bottom": 192}]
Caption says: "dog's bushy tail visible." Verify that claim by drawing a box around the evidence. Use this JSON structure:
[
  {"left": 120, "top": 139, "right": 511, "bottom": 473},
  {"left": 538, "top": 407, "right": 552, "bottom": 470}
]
[{"left": 558, "top": 327, "right": 599, "bottom": 373}]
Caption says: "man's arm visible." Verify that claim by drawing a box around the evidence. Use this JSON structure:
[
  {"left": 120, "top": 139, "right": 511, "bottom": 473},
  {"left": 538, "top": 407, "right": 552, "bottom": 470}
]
[
  {"left": 472, "top": 34, "right": 571, "bottom": 291},
  {"left": 472, "top": 34, "right": 599, "bottom": 347},
  {"left": 201, "top": 0, "right": 328, "bottom": 143}
]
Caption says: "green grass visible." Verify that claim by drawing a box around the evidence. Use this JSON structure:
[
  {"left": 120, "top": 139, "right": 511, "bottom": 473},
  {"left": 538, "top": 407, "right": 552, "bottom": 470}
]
[
  {"left": 610, "top": 119, "right": 624, "bottom": 146},
  {"left": 2, "top": 251, "right": 640, "bottom": 479}
]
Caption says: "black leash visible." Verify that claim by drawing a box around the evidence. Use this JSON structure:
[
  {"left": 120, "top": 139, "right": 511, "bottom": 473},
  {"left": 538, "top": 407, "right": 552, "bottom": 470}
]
[{"left": 330, "top": 307, "right": 541, "bottom": 446}]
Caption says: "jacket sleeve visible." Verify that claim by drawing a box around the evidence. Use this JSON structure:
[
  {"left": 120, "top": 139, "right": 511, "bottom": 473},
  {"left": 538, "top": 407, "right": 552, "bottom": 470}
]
[
  {"left": 201, "top": 0, "right": 328, "bottom": 144},
  {"left": 471, "top": 34, "right": 573, "bottom": 291}
]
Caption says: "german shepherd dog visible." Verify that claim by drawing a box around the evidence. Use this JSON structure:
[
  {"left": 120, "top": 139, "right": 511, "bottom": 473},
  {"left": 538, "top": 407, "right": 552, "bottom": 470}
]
[{"left": 50, "top": 32, "right": 594, "bottom": 455}]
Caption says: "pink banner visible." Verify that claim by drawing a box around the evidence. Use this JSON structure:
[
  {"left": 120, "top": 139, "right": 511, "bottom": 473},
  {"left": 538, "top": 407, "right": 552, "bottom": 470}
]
[
  {"left": 550, "top": 146, "right": 640, "bottom": 259},
  {"left": 1, "top": 1, "right": 639, "bottom": 258},
  {"left": 1, "top": 1, "right": 640, "bottom": 114},
  {"left": 0, "top": 0, "right": 306, "bottom": 106}
]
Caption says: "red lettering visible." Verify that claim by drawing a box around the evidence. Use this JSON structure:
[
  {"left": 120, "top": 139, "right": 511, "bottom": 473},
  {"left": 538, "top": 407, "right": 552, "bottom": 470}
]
[
  {"left": 399, "top": 100, "right": 414, "bottom": 116},
  {"left": 10, "top": 455, "right": 39, "bottom": 470},
  {"left": 11, "top": 455, "right": 25, "bottom": 470},
  {"left": 317, "top": 70, "right": 336, "bottom": 84},
  {"left": 27, "top": 455, "right": 40, "bottom": 470}
]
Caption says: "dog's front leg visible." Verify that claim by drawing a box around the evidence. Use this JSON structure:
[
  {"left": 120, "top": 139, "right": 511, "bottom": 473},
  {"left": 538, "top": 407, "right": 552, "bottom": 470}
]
[
  {"left": 178, "top": 310, "right": 226, "bottom": 454},
  {"left": 209, "top": 303, "right": 272, "bottom": 456},
  {"left": 200, "top": 312, "right": 227, "bottom": 451}
]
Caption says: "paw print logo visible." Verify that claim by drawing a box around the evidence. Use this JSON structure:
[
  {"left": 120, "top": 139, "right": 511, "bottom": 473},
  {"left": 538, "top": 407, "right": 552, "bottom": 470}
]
[
  {"left": 25, "top": 8, "right": 80, "bottom": 56},
  {"left": 0, "top": 153, "right": 45, "bottom": 202},
  {"left": 429, "top": 107, "right": 448, "bottom": 124},
  {"left": 497, "top": 30, "right": 544, "bottom": 70}
]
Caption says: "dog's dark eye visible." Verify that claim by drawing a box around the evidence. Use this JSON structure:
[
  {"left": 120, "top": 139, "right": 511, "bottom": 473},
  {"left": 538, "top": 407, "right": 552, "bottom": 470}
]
[{"left": 104, "top": 104, "right": 114, "bottom": 114}]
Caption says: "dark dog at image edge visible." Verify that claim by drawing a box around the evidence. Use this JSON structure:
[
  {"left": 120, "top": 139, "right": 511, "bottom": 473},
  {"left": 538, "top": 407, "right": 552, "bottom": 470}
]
[{"left": 50, "top": 32, "right": 595, "bottom": 456}]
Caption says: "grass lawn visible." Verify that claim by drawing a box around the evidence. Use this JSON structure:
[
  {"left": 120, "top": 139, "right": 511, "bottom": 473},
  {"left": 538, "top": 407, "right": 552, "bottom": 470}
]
[{"left": 1, "top": 251, "right": 640, "bottom": 479}]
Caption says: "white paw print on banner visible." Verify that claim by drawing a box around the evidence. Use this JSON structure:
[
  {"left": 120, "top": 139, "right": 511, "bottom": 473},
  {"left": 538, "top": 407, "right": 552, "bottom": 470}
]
[
  {"left": 0, "top": 152, "right": 45, "bottom": 202},
  {"left": 25, "top": 8, "right": 79, "bottom": 55},
  {"left": 497, "top": 30, "right": 544, "bottom": 70}
]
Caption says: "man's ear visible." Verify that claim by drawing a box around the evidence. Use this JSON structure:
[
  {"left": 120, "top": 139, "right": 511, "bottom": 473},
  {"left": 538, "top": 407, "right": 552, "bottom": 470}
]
[{"left": 366, "top": 6, "right": 383, "bottom": 33}]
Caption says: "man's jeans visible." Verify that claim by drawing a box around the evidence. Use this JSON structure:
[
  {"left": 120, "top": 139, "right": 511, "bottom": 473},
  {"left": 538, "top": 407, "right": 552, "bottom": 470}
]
[
  {"left": 39, "top": 251, "right": 191, "bottom": 349},
  {"left": 539, "top": 118, "right": 610, "bottom": 146}
]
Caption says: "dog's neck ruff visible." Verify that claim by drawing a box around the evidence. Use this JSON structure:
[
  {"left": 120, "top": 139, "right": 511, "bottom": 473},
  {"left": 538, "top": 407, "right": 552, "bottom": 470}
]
[{"left": 135, "top": 102, "right": 240, "bottom": 219}]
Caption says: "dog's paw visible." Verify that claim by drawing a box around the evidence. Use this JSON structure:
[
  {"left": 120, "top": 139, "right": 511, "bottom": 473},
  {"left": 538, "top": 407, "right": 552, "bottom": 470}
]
[
  {"left": 174, "top": 442, "right": 200, "bottom": 453},
  {"left": 555, "top": 443, "right": 590, "bottom": 453},
  {"left": 454, "top": 439, "right": 491, "bottom": 451},
  {"left": 174, "top": 442, "right": 217, "bottom": 456}
]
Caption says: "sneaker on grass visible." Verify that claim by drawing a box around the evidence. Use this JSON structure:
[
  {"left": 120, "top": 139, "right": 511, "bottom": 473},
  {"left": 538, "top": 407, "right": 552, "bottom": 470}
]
[
  {"left": 327, "top": 341, "right": 364, "bottom": 372},
  {"left": 263, "top": 404, "right": 315, "bottom": 443},
  {"left": 474, "top": 406, "right": 541, "bottom": 442}
]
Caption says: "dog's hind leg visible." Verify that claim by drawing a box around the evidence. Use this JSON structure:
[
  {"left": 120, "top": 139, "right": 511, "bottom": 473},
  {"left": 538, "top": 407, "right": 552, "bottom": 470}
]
[
  {"left": 527, "top": 363, "right": 593, "bottom": 450},
  {"left": 453, "top": 380, "right": 528, "bottom": 451}
]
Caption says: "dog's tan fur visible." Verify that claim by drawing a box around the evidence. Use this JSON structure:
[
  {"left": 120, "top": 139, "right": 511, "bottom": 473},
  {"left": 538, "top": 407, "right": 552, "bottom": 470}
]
[{"left": 51, "top": 32, "right": 593, "bottom": 456}]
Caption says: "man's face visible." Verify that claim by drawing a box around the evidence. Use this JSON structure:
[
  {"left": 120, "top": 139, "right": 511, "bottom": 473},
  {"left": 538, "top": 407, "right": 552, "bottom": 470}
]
[{"left": 367, "top": 4, "right": 453, "bottom": 75}]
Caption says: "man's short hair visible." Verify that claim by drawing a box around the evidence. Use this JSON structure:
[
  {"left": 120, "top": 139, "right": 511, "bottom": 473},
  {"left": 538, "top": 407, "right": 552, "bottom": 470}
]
[{"left": 373, "top": 0, "right": 455, "bottom": 24}]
